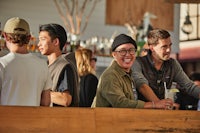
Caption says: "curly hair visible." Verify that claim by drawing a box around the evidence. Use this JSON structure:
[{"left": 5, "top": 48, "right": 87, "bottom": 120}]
[{"left": 5, "top": 33, "right": 30, "bottom": 47}]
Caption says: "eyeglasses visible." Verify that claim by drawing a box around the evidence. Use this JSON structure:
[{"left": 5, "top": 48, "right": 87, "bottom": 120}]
[
  {"left": 115, "top": 48, "right": 136, "bottom": 56},
  {"left": 90, "top": 57, "right": 97, "bottom": 62}
]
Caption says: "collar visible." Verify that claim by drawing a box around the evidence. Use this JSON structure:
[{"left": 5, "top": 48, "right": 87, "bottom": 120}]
[
  {"left": 111, "top": 60, "right": 133, "bottom": 77},
  {"left": 146, "top": 50, "right": 155, "bottom": 66},
  {"left": 146, "top": 50, "right": 165, "bottom": 72}
]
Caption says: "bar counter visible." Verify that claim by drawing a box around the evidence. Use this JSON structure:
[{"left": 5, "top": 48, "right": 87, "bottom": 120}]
[{"left": 0, "top": 106, "right": 199, "bottom": 133}]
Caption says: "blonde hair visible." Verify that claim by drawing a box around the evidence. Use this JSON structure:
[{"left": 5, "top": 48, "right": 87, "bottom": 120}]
[{"left": 75, "top": 48, "right": 95, "bottom": 76}]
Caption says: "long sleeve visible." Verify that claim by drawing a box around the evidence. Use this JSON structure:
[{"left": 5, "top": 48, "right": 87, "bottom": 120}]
[{"left": 173, "top": 59, "right": 200, "bottom": 99}]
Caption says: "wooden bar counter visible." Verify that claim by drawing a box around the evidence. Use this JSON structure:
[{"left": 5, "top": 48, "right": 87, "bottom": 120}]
[{"left": 0, "top": 106, "right": 199, "bottom": 133}]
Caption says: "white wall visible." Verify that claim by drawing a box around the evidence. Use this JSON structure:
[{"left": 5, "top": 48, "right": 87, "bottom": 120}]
[
  {"left": 0, "top": 0, "right": 126, "bottom": 39},
  {"left": 0, "top": 0, "right": 180, "bottom": 53},
  {"left": 0, "top": 0, "right": 62, "bottom": 36}
]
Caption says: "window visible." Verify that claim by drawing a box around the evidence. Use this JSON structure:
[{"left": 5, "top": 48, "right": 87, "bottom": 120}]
[{"left": 180, "top": 4, "right": 200, "bottom": 41}]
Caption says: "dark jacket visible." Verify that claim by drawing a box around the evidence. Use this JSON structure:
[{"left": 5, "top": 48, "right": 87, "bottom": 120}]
[
  {"left": 132, "top": 51, "right": 200, "bottom": 101},
  {"left": 79, "top": 73, "right": 98, "bottom": 107}
]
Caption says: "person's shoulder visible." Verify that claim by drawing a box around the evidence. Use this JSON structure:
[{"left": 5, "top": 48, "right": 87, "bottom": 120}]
[
  {"left": 31, "top": 54, "right": 47, "bottom": 62},
  {"left": 168, "top": 58, "right": 178, "bottom": 64},
  {"left": 163, "top": 58, "right": 181, "bottom": 70},
  {"left": 100, "top": 66, "right": 120, "bottom": 80},
  {"left": 64, "top": 52, "right": 75, "bottom": 60},
  {"left": 0, "top": 52, "right": 10, "bottom": 58},
  {"left": 0, "top": 52, "right": 14, "bottom": 63},
  {"left": 60, "top": 53, "right": 76, "bottom": 68},
  {"left": 86, "top": 73, "right": 98, "bottom": 80},
  {"left": 0, "top": 49, "right": 9, "bottom": 57},
  {"left": 62, "top": 53, "right": 75, "bottom": 62}
]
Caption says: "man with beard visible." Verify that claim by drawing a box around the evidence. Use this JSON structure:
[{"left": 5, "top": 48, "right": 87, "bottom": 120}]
[{"left": 132, "top": 29, "right": 200, "bottom": 109}]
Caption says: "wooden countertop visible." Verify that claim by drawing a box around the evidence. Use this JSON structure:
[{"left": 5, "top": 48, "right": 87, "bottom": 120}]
[{"left": 0, "top": 106, "right": 199, "bottom": 133}]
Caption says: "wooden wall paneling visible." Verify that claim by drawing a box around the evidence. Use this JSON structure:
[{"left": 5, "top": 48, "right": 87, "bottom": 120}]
[
  {"left": 106, "top": 0, "right": 129, "bottom": 26},
  {"left": 106, "top": 0, "right": 174, "bottom": 31}
]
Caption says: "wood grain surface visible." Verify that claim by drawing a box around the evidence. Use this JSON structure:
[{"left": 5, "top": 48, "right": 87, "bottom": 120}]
[{"left": 0, "top": 106, "right": 199, "bottom": 133}]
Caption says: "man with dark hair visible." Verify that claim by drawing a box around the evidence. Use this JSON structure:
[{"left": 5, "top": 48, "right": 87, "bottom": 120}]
[
  {"left": 132, "top": 29, "right": 200, "bottom": 109},
  {"left": 0, "top": 17, "right": 51, "bottom": 106},
  {"left": 38, "top": 23, "right": 79, "bottom": 107}
]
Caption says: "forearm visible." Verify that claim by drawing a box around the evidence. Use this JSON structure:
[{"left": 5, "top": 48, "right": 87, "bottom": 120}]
[
  {"left": 139, "top": 84, "right": 160, "bottom": 102},
  {"left": 51, "top": 91, "right": 72, "bottom": 106},
  {"left": 40, "top": 89, "right": 51, "bottom": 106},
  {"left": 144, "top": 99, "right": 174, "bottom": 110},
  {"left": 144, "top": 101, "right": 155, "bottom": 109}
]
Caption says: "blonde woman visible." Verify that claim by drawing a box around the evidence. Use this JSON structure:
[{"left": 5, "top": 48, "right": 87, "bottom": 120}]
[{"left": 75, "top": 48, "right": 98, "bottom": 107}]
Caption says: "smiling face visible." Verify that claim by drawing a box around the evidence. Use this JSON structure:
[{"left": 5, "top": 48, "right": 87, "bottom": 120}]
[
  {"left": 112, "top": 43, "right": 136, "bottom": 72},
  {"left": 150, "top": 37, "right": 172, "bottom": 62}
]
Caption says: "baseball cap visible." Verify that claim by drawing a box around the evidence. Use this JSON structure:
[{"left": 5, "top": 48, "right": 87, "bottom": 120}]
[
  {"left": 111, "top": 34, "right": 137, "bottom": 51},
  {"left": 4, "top": 17, "right": 30, "bottom": 35}
]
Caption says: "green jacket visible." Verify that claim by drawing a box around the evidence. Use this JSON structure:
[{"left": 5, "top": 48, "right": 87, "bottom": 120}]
[{"left": 93, "top": 60, "right": 145, "bottom": 108}]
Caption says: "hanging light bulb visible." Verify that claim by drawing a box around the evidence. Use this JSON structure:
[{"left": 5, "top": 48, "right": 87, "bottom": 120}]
[{"left": 181, "top": 4, "right": 193, "bottom": 35}]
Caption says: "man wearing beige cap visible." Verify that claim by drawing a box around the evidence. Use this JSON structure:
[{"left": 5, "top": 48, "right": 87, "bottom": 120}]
[{"left": 0, "top": 17, "right": 52, "bottom": 106}]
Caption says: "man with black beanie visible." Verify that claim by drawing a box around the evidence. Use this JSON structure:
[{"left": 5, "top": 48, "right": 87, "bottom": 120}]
[{"left": 92, "top": 34, "right": 173, "bottom": 109}]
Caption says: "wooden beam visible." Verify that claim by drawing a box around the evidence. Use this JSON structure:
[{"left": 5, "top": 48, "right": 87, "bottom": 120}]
[
  {"left": 0, "top": 106, "right": 199, "bottom": 133},
  {"left": 165, "top": 0, "right": 200, "bottom": 3}
]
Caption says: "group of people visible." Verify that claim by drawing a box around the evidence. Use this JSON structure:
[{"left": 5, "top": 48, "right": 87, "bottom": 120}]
[
  {"left": 0, "top": 17, "right": 98, "bottom": 107},
  {"left": 0, "top": 17, "right": 200, "bottom": 110},
  {"left": 92, "top": 30, "right": 200, "bottom": 110}
]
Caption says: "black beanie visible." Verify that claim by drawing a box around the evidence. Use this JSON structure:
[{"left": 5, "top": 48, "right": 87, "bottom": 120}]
[{"left": 111, "top": 34, "right": 137, "bottom": 51}]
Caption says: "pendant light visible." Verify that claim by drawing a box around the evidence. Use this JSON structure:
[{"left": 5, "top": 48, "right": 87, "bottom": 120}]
[{"left": 181, "top": 4, "right": 193, "bottom": 35}]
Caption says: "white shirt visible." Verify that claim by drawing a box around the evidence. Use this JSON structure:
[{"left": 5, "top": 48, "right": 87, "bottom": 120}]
[{"left": 0, "top": 52, "right": 52, "bottom": 106}]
